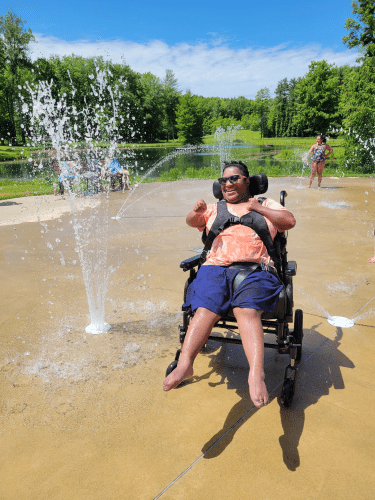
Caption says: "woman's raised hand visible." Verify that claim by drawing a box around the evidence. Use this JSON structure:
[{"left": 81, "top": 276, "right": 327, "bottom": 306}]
[
  {"left": 193, "top": 199, "right": 207, "bottom": 213},
  {"left": 186, "top": 199, "right": 207, "bottom": 228}
]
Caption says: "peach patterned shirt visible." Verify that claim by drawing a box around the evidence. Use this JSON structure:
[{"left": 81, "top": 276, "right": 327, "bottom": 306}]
[{"left": 199, "top": 197, "right": 288, "bottom": 267}]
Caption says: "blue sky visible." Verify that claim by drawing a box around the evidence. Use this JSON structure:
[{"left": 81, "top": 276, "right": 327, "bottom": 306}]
[{"left": 1, "top": 0, "right": 360, "bottom": 98}]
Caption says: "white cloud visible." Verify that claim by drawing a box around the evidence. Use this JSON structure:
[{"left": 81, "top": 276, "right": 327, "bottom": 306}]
[{"left": 30, "top": 34, "right": 359, "bottom": 99}]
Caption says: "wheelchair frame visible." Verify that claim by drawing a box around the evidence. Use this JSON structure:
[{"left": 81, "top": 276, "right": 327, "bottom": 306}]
[{"left": 166, "top": 186, "right": 303, "bottom": 407}]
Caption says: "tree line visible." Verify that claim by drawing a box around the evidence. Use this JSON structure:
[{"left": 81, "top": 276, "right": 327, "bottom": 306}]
[{"left": 0, "top": 1, "right": 374, "bottom": 172}]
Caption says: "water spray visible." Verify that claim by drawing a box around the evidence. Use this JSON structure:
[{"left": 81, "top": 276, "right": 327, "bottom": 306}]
[{"left": 25, "top": 60, "right": 133, "bottom": 334}]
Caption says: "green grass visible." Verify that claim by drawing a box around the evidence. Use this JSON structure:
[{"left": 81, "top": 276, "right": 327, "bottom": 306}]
[
  {"left": 0, "top": 179, "right": 53, "bottom": 200},
  {"left": 131, "top": 163, "right": 364, "bottom": 185},
  {"left": 0, "top": 146, "right": 39, "bottom": 162},
  {"left": 241, "top": 130, "right": 344, "bottom": 147},
  {"left": 204, "top": 129, "right": 345, "bottom": 147},
  {"left": 132, "top": 155, "right": 364, "bottom": 183}
]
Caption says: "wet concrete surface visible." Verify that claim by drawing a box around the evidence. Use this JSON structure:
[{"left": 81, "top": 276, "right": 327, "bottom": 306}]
[{"left": 0, "top": 177, "right": 375, "bottom": 499}]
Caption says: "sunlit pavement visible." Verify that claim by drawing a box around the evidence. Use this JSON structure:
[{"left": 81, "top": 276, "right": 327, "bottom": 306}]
[{"left": 0, "top": 177, "right": 374, "bottom": 499}]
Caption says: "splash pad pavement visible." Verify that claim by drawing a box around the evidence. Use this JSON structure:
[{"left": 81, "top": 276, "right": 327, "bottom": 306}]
[{"left": 0, "top": 177, "right": 375, "bottom": 499}]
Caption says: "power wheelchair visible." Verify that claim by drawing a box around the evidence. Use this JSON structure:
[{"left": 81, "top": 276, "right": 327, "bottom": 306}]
[{"left": 166, "top": 174, "right": 303, "bottom": 407}]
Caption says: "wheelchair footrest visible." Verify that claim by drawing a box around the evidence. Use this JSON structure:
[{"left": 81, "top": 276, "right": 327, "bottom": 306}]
[{"left": 165, "top": 349, "right": 182, "bottom": 378}]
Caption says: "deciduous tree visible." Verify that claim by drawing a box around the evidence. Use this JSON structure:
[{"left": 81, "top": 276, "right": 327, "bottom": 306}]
[
  {"left": 176, "top": 91, "right": 203, "bottom": 145},
  {"left": 339, "top": 58, "right": 375, "bottom": 173},
  {"left": 140, "top": 72, "right": 164, "bottom": 142},
  {"left": 0, "top": 10, "right": 36, "bottom": 144},
  {"left": 342, "top": 0, "right": 375, "bottom": 57},
  {"left": 293, "top": 60, "right": 341, "bottom": 135},
  {"left": 255, "top": 88, "right": 271, "bottom": 138},
  {"left": 162, "top": 69, "right": 180, "bottom": 141}
]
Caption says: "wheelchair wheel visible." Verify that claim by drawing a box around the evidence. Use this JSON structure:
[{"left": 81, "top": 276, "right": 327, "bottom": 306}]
[
  {"left": 294, "top": 309, "right": 303, "bottom": 361},
  {"left": 280, "top": 378, "right": 295, "bottom": 408}
]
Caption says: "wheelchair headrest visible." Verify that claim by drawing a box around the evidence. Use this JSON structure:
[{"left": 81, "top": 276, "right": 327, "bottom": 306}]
[{"left": 213, "top": 173, "right": 269, "bottom": 200}]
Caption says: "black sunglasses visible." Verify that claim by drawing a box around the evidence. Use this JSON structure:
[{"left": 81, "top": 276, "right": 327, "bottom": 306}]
[{"left": 218, "top": 174, "right": 246, "bottom": 185}]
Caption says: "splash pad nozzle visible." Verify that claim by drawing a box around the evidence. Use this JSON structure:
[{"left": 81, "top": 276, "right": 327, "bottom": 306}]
[
  {"left": 85, "top": 323, "right": 111, "bottom": 334},
  {"left": 327, "top": 316, "right": 355, "bottom": 328}
]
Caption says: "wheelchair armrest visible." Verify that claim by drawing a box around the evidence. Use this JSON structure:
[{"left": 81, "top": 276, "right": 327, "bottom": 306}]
[
  {"left": 180, "top": 255, "right": 200, "bottom": 271},
  {"left": 286, "top": 261, "right": 297, "bottom": 276}
]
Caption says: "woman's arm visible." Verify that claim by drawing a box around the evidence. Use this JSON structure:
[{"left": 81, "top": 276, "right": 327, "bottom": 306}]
[
  {"left": 186, "top": 199, "right": 207, "bottom": 230},
  {"left": 325, "top": 144, "right": 333, "bottom": 156}
]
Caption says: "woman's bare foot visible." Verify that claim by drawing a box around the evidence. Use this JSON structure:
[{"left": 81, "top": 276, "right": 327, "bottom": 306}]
[
  {"left": 163, "top": 360, "right": 194, "bottom": 391},
  {"left": 368, "top": 256, "right": 375, "bottom": 263},
  {"left": 248, "top": 369, "right": 269, "bottom": 408}
]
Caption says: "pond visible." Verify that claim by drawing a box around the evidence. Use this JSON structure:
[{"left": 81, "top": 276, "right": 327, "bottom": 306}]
[
  {"left": 114, "top": 143, "right": 305, "bottom": 180},
  {"left": 0, "top": 143, "right": 304, "bottom": 181}
]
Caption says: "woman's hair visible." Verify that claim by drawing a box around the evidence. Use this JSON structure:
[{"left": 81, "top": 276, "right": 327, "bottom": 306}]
[
  {"left": 223, "top": 161, "right": 249, "bottom": 177},
  {"left": 317, "top": 134, "right": 327, "bottom": 144}
]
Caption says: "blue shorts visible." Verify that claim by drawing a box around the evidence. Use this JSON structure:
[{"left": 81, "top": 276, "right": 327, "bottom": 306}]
[{"left": 184, "top": 265, "right": 284, "bottom": 317}]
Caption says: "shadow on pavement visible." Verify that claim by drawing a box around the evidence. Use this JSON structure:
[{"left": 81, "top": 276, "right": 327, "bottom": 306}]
[
  {"left": 278, "top": 325, "right": 354, "bottom": 471},
  {"left": 0, "top": 201, "right": 22, "bottom": 206},
  {"left": 190, "top": 326, "right": 354, "bottom": 470}
]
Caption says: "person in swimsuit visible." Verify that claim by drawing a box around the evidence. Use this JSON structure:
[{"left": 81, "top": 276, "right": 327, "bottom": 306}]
[
  {"left": 308, "top": 134, "right": 333, "bottom": 188},
  {"left": 163, "top": 161, "right": 296, "bottom": 408}
]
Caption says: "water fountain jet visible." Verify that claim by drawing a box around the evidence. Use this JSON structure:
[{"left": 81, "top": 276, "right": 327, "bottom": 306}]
[
  {"left": 214, "top": 125, "right": 243, "bottom": 174},
  {"left": 25, "top": 61, "right": 133, "bottom": 334}
]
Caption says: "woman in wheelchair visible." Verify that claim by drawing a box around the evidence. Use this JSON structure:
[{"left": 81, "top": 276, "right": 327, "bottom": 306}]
[{"left": 163, "top": 161, "right": 296, "bottom": 408}]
